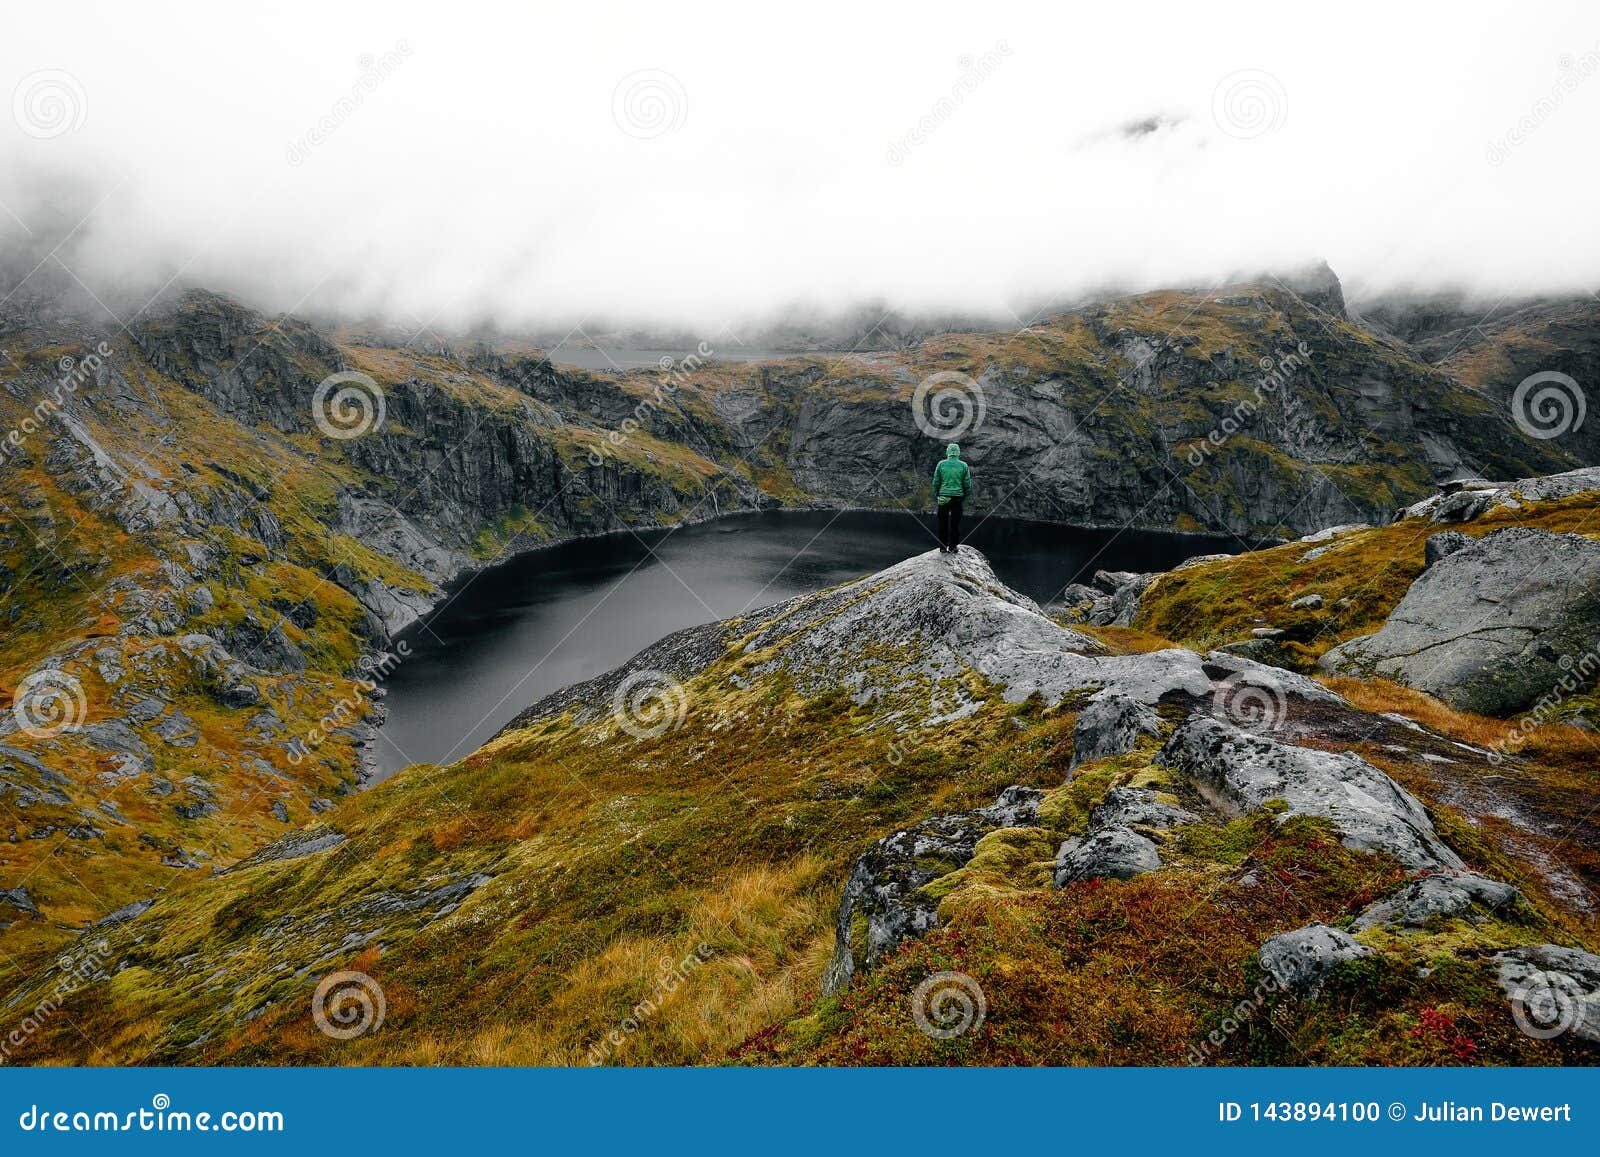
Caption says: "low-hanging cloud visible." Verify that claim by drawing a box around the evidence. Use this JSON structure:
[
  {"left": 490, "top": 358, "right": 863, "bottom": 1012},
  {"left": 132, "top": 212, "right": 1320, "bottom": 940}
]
[{"left": 2, "top": 0, "right": 1598, "bottom": 337}]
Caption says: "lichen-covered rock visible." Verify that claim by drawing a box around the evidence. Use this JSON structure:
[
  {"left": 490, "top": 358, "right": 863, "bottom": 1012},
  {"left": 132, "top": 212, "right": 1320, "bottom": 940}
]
[
  {"left": 94, "top": 898, "right": 155, "bottom": 927},
  {"left": 820, "top": 786, "right": 1042, "bottom": 995},
  {"left": 1158, "top": 714, "right": 1462, "bottom": 869},
  {"left": 1319, "top": 527, "right": 1600, "bottom": 716},
  {"left": 1494, "top": 944, "right": 1600, "bottom": 1043},
  {"left": 1089, "top": 786, "right": 1197, "bottom": 832},
  {"left": 1070, "top": 693, "right": 1163, "bottom": 770},
  {"left": 1423, "top": 530, "right": 1473, "bottom": 568},
  {"left": 1203, "top": 650, "right": 1346, "bottom": 705},
  {"left": 1054, "top": 827, "right": 1163, "bottom": 884},
  {"left": 0, "top": 886, "right": 41, "bottom": 921},
  {"left": 1259, "top": 922, "right": 1373, "bottom": 998},
  {"left": 1048, "top": 583, "right": 1103, "bottom": 624},
  {"left": 1090, "top": 569, "right": 1159, "bottom": 627},
  {"left": 1402, "top": 466, "right": 1600, "bottom": 523},
  {"left": 1352, "top": 870, "right": 1520, "bottom": 930},
  {"left": 228, "top": 825, "right": 348, "bottom": 872},
  {"left": 974, "top": 785, "right": 1047, "bottom": 827}
]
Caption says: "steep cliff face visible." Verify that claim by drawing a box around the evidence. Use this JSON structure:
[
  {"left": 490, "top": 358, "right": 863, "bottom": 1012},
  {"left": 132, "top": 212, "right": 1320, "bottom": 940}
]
[
  {"left": 130, "top": 290, "right": 769, "bottom": 605},
  {"left": 629, "top": 274, "right": 1574, "bottom": 537},
  {"left": 1359, "top": 293, "right": 1600, "bottom": 468}
]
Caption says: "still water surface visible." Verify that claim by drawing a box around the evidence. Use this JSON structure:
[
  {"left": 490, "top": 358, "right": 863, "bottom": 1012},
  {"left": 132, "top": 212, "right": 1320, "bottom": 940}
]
[{"left": 372, "top": 511, "right": 1239, "bottom": 779}]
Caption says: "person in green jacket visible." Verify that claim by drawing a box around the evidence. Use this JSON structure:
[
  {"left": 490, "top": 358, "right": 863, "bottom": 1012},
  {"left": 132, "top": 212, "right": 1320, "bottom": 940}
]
[{"left": 932, "top": 442, "right": 972, "bottom": 553}]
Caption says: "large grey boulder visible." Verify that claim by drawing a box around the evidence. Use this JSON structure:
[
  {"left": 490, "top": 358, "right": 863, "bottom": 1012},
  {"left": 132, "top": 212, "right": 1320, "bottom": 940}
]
[
  {"left": 1089, "top": 786, "right": 1197, "bottom": 832},
  {"left": 1352, "top": 869, "right": 1520, "bottom": 931},
  {"left": 1158, "top": 714, "right": 1462, "bottom": 869},
  {"left": 1494, "top": 944, "right": 1600, "bottom": 1043},
  {"left": 1054, "top": 786, "right": 1192, "bottom": 886},
  {"left": 1070, "top": 693, "right": 1163, "bottom": 770},
  {"left": 1091, "top": 569, "right": 1159, "bottom": 627},
  {"left": 1423, "top": 530, "right": 1473, "bottom": 568},
  {"left": 1054, "top": 827, "right": 1163, "bottom": 885},
  {"left": 1319, "top": 527, "right": 1600, "bottom": 717},
  {"left": 1259, "top": 922, "right": 1373, "bottom": 997}
]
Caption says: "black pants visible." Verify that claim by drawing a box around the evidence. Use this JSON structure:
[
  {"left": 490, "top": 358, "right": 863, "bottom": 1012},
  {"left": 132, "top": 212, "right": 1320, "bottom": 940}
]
[{"left": 938, "top": 497, "right": 964, "bottom": 550}]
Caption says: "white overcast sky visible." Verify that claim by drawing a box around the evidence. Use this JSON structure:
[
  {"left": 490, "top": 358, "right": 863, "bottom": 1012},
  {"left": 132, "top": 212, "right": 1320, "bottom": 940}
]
[{"left": 2, "top": 0, "right": 1598, "bottom": 331}]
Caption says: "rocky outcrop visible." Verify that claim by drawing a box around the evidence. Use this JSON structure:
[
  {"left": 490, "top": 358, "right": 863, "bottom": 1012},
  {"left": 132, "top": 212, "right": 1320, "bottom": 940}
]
[
  {"left": 1258, "top": 923, "right": 1373, "bottom": 998},
  {"left": 0, "top": 886, "right": 41, "bottom": 923},
  {"left": 1423, "top": 530, "right": 1473, "bottom": 567},
  {"left": 1401, "top": 466, "right": 1600, "bottom": 523},
  {"left": 1054, "top": 787, "right": 1195, "bottom": 886},
  {"left": 1090, "top": 785, "right": 1198, "bottom": 831},
  {"left": 1158, "top": 714, "right": 1462, "bottom": 870},
  {"left": 820, "top": 786, "right": 1042, "bottom": 995},
  {"left": 1319, "top": 527, "right": 1600, "bottom": 716},
  {"left": 1069, "top": 694, "right": 1163, "bottom": 770},
  {"left": 1351, "top": 870, "right": 1520, "bottom": 931},
  {"left": 1055, "top": 827, "right": 1162, "bottom": 883},
  {"left": 505, "top": 548, "right": 1218, "bottom": 736},
  {"left": 1494, "top": 945, "right": 1600, "bottom": 1043}
]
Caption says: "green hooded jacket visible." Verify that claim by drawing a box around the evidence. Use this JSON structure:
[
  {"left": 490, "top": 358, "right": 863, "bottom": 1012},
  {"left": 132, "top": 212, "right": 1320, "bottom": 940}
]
[{"left": 932, "top": 443, "right": 971, "bottom": 504}]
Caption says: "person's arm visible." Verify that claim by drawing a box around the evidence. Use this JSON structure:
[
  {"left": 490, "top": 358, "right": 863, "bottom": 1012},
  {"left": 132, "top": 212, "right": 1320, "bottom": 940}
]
[
  {"left": 961, "top": 462, "right": 971, "bottom": 497},
  {"left": 932, "top": 461, "right": 942, "bottom": 501}
]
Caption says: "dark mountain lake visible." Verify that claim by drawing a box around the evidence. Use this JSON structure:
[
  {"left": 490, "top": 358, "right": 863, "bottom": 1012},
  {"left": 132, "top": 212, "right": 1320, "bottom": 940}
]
[{"left": 371, "top": 510, "right": 1244, "bottom": 780}]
